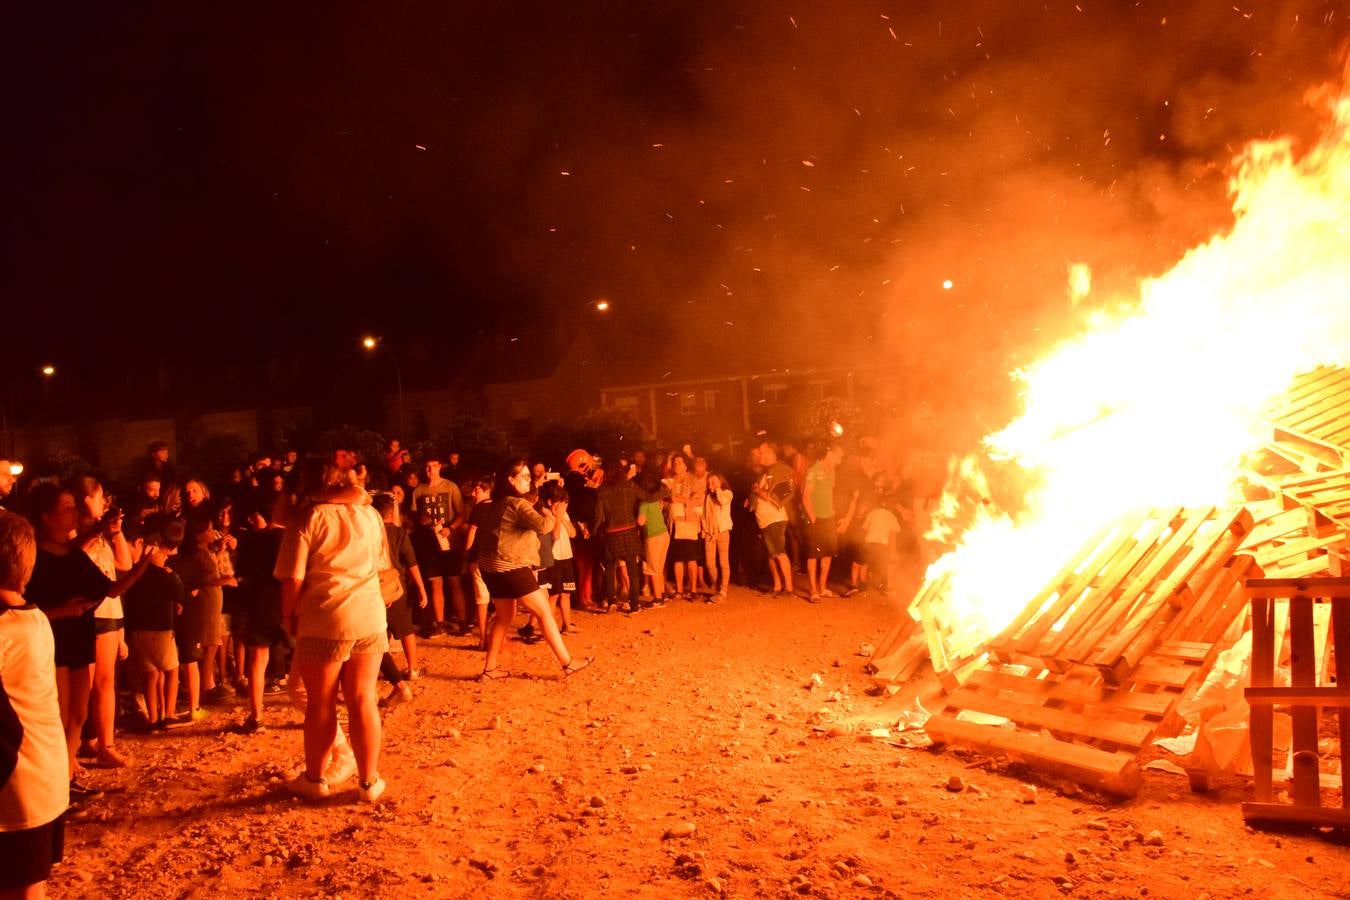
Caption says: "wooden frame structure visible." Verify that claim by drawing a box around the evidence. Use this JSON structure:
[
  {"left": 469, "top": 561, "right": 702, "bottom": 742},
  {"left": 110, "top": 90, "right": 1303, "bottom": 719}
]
[{"left": 1243, "top": 577, "right": 1350, "bottom": 828}]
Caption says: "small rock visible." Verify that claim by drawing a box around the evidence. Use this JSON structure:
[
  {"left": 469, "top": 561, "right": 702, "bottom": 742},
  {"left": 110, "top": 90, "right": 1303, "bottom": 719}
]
[
  {"left": 589, "top": 795, "right": 606, "bottom": 808},
  {"left": 705, "top": 876, "right": 723, "bottom": 894},
  {"left": 486, "top": 716, "right": 502, "bottom": 730},
  {"left": 528, "top": 763, "right": 545, "bottom": 774},
  {"left": 1017, "top": 783, "right": 1038, "bottom": 804},
  {"left": 664, "top": 822, "right": 698, "bottom": 839},
  {"left": 853, "top": 874, "right": 873, "bottom": 887},
  {"left": 945, "top": 775, "right": 965, "bottom": 793},
  {"left": 1144, "top": 830, "right": 1164, "bottom": 847},
  {"left": 620, "top": 765, "right": 640, "bottom": 775}
]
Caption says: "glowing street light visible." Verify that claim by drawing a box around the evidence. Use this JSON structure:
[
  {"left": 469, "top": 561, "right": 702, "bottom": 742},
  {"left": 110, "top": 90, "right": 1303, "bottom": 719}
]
[
  {"left": 941, "top": 279, "right": 954, "bottom": 291},
  {"left": 593, "top": 299, "right": 611, "bottom": 312},
  {"left": 361, "top": 336, "right": 378, "bottom": 350},
  {"left": 40, "top": 364, "right": 56, "bottom": 376}
]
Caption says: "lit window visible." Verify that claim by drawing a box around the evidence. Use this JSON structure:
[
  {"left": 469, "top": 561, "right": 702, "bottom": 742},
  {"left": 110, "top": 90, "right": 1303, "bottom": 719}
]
[
  {"left": 680, "top": 392, "right": 697, "bottom": 416},
  {"left": 761, "top": 382, "right": 788, "bottom": 405}
]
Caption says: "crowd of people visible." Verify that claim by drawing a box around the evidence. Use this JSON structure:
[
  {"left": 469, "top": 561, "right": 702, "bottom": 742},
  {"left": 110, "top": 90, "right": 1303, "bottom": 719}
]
[{"left": 0, "top": 433, "right": 917, "bottom": 896}]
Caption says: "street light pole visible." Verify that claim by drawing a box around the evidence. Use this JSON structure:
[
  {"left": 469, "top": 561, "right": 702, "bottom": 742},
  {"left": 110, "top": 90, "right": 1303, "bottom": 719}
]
[{"left": 361, "top": 337, "right": 405, "bottom": 440}]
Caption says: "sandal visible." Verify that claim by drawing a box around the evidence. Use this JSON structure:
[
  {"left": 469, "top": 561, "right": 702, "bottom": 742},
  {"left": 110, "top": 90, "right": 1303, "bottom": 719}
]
[
  {"left": 562, "top": 656, "right": 594, "bottom": 677},
  {"left": 477, "top": 668, "right": 509, "bottom": 682}
]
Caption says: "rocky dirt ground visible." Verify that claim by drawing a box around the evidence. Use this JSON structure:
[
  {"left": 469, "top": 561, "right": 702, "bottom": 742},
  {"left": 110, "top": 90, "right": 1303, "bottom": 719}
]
[{"left": 53, "top": 570, "right": 1349, "bottom": 899}]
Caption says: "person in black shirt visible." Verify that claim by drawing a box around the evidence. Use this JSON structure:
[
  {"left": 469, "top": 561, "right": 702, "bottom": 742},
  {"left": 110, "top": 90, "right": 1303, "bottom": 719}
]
[{"left": 122, "top": 519, "right": 183, "bottom": 729}]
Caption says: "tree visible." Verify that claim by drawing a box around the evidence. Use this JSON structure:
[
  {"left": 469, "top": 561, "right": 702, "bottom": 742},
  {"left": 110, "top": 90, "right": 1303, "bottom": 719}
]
[
  {"left": 178, "top": 433, "right": 250, "bottom": 487},
  {"left": 795, "top": 396, "right": 871, "bottom": 447},
  {"left": 572, "top": 407, "right": 651, "bottom": 463},
  {"left": 413, "top": 416, "right": 509, "bottom": 476},
  {"left": 529, "top": 422, "right": 578, "bottom": 471},
  {"left": 315, "top": 427, "right": 388, "bottom": 470}
]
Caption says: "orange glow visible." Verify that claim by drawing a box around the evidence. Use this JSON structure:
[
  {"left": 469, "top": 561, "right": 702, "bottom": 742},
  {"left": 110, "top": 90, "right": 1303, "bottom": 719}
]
[
  {"left": 941, "top": 279, "right": 953, "bottom": 290},
  {"left": 920, "top": 71, "right": 1350, "bottom": 658},
  {"left": 361, "top": 336, "right": 378, "bottom": 350},
  {"left": 40, "top": 365, "right": 55, "bottom": 376},
  {"left": 595, "top": 299, "right": 611, "bottom": 312}
]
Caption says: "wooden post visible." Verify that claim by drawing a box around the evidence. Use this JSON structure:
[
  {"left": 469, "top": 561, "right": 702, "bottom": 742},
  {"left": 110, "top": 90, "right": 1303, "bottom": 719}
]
[{"left": 1249, "top": 596, "right": 1276, "bottom": 804}]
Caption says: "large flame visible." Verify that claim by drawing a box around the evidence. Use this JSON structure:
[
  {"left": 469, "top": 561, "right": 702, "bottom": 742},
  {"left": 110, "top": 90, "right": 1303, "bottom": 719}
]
[{"left": 924, "top": 68, "right": 1350, "bottom": 659}]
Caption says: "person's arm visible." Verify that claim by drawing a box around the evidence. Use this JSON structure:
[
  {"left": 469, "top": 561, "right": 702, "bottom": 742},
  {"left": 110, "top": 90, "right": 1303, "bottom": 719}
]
[
  {"left": 407, "top": 564, "right": 428, "bottom": 608},
  {"left": 838, "top": 490, "right": 860, "bottom": 533},
  {"left": 43, "top": 596, "right": 101, "bottom": 620},
  {"left": 559, "top": 508, "right": 576, "bottom": 539},
  {"left": 107, "top": 552, "right": 161, "bottom": 598},
  {"left": 801, "top": 474, "right": 817, "bottom": 524},
  {"left": 280, "top": 579, "right": 303, "bottom": 635}
]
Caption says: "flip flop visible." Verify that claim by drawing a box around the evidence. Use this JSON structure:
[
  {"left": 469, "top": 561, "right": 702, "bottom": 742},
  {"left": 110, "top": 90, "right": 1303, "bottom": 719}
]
[
  {"left": 477, "top": 668, "right": 510, "bottom": 682},
  {"left": 562, "top": 656, "right": 594, "bottom": 677}
]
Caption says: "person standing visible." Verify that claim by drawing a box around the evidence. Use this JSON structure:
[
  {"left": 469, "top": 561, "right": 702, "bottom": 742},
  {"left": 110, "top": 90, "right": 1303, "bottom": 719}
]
[
  {"left": 0, "top": 511, "right": 71, "bottom": 900},
  {"left": 276, "top": 460, "right": 389, "bottom": 803},
  {"left": 412, "top": 458, "right": 467, "bottom": 635},
  {"left": 801, "top": 444, "right": 845, "bottom": 601},
  {"left": 478, "top": 459, "right": 592, "bottom": 680},
  {"left": 750, "top": 440, "right": 795, "bottom": 597},
  {"left": 562, "top": 450, "right": 602, "bottom": 610}
]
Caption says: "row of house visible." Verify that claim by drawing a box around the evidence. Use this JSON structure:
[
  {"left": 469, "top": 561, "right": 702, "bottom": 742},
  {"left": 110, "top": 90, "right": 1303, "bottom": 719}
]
[{"left": 4, "top": 329, "right": 919, "bottom": 476}]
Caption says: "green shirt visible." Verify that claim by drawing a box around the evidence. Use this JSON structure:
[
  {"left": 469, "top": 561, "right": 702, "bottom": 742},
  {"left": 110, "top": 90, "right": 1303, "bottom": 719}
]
[
  {"left": 805, "top": 461, "right": 835, "bottom": 519},
  {"left": 638, "top": 499, "right": 667, "bottom": 538}
]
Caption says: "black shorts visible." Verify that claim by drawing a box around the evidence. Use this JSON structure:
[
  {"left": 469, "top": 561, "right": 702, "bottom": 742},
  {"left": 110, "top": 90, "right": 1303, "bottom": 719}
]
[
  {"left": 548, "top": 558, "right": 577, "bottom": 594},
  {"left": 420, "top": 548, "right": 464, "bottom": 580},
  {"left": 386, "top": 595, "right": 417, "bottom": 641},
  {"left": 669, "top": 537, "right": 702, "bottom": 563},
  {"left": 480, "top": 567, "right": 539, "bottom": 599},
  {"left": 93, "top": 616, "right": 124, "bottom": 635},
  {"left": 807, "top": 517, "right": 838, "bottom": 559},
  {"left": 761, "top": 521, "right": 788, "bottom": 557},
  {"left": 0, "top": 814, "right": 64, "bottom": 891},
  {"left": 174, "top": 622, "right": 204, "bottom": 664},
  {"left": 52, "top": 616, "right": 96, "bottom": 669}
]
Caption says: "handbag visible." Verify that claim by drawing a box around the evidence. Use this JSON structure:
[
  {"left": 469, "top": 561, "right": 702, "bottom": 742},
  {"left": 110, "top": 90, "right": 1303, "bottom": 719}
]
[
  {"left": 673, "top": 519, "right": 700, "bottom": 541},
  {"left": 377, "top": 532, "right": 404, "bottom": 606}
]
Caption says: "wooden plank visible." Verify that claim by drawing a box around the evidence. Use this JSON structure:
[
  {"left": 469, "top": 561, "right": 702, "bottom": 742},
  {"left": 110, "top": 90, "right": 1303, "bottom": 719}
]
[
  {"left": 1245, "top": 686, "right": 1350, "bottom": 705},
  {"left": 1248, "top": 596, "right": 1277, "bottom": 803},
  {"left": 940, "top": 687, "right": 1156, "bottom": 749},
  {"left": 1333, "top": 598, "right": 1350, "bottom": 809},
  {"left": 1242, "top": 803, "right": 1350, "bottom": 827},
  {"left": 1246, "top": 577, "right": 1350, "bottom": 599},
  {"left": 1167, "top": 554, "right": 1256, "bottom": 644},
  {"left": 1059, "top": 508, "right": 1214, "bottom": 665},
  {"left": 924, "top": 715, "right": 1142, "bottom": 796},
  {"left": 963, "top": 668, "right": 1175, "bottom": 719},
  {"left": 1288, "top": 596, "right": 1321, "bottom": 808}
]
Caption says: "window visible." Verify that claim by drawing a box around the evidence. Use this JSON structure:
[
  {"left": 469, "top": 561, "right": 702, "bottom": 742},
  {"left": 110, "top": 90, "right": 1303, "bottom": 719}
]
[
  {"left": 613, "top": 395, "right": 640, "bottom": 413},
  {"left": 807, "top": 380, "right": 833, "bottom": 403},
  {"left": 703, "top": 389, "right": 718, "bottom": 413},
  {"left": 761, "top": 382, "right": 788, "bottom": 405},
  {"left": 679, "top": 392, "right": 697, "bottom": 416}
]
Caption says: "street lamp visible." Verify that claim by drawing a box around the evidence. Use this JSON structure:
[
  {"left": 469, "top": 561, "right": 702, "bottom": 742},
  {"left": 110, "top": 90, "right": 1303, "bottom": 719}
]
[
  {"left": 40, "top": 364, "right": 56, "bottom": 377},
  {"left": 360, "top": 336, "right": 405, "bottom": 440}
]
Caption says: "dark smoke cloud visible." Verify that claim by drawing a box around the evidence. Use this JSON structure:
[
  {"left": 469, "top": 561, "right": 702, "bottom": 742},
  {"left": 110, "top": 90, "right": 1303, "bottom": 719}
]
[{"left": 2, "top": 1, "right": 1344, "bottom": 430}]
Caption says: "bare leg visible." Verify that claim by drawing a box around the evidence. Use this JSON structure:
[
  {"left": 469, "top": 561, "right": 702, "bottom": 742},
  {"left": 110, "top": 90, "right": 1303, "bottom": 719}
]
[
  {"left": 807, "top": 558, "right": 820, "bottom": 594},
  {"left": 55, "top": 665, "right": 93, "bottom": 778},
  {"left": 819, "top": 556, "right": 833, "bottom": 591},
  {"left": 202, "top": 644, "right": 219, "bottom": 692},
  {"left": 297, "top": 660, "right": 342, "bottom": 781},
  {"left": 519, "top": 589, "right": 572, "bottom": 666},
  {"left": 341, "top": 652, "right": 383, "bottom": 784},
  {"left": 248, "top": 646, "right": 269, "bottom": 720},
  {"left": 91, "top": 630, "right": 120, "bottom": 753},
  {"left": 164, "top": 667, "right": 179, "bottom": 718},
  {"left": 476, "top": 602, "right": 489, "bottom": 650},
  {"left": 483, "top": 598, "right": 517, "bottom": 672},
  {"left": 774, "top": 554, "right": 794, "bottom": 593},
  {"left": 672, "top": 559, "right": 685, "bottom": 595},
  {"left": 400, "top": 634, "right": 418, "bottom": 671},
  {"left": 141, "top": 670, "right": 161, "bottom": 724},
  {"left": 559, "top": 591, "right": 572, "bottom": 630},
  {"left": 183, "top": 661, "right": 200, "bottom": 713},
  {"left": 427, "top": 576, "right": 446, "bottom": 628}
]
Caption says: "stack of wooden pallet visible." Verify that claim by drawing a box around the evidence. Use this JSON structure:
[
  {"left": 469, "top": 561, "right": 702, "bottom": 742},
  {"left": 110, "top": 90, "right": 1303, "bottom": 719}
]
[
  {"left": 1264, "top": 366, "right": 1350, "bottom": 469},
  {"left": 922, "top": 507, "right": 1256, "bottom": 796}
]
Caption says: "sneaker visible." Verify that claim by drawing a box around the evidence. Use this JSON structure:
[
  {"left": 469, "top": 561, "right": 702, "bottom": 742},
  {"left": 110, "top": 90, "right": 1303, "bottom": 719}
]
[
  {"left": 358, "top": 776, "right": 386, "bottom": 804},
  {"left": 649, "top": 596, "right": 666, "bottom": 608},
  {"left": 95, "top": 746, "right": 130, "bottom": 768},
  {"left": 288, "top": 774, "right": 330, "bottom": 799},
  {"left": 264, "top": 680, "right": 285, "bottom": 695},
  {"left": 380, "top": 682, "right": 413, "bottom": 709},
  {"left": 324, "top": 747, "right": 357, "bottom": 787},
  {"left": 76, "top": 743, "right": 98, "bottom": 761},
  {"left": 202, "top": 685, "right": 228, "bottom": 705},
  {"left": 238, "top": 716, "right": 265, "bottom": 734},
  {"left": 708, "top": 592, "right": 726, "bottom": 603},
  {"left": 69, "top": 779, "right": 104, "bottom": 800}
]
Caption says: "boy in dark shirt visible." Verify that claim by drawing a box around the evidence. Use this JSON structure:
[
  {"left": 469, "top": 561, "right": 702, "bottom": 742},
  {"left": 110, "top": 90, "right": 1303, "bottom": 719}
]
[
  {"left": 122, "top": 519, "right": 183, "bottom": 729},
  {"left": 233, "top": 505, "right": 287, "bottom": 733}
]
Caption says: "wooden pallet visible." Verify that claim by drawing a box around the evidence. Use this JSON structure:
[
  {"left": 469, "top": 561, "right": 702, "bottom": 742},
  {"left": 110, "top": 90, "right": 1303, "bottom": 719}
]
[
  {"left": 1239, "top": 498, "right": 1347, "bottom": 579},
  {"left": 1243, "top": 577, "right": 1350, "bottom": 829},
  {"left": 866, "top": 612, "right": 928, "bottom": 689},
  {"left": 1263, "top": 366, "right": 1350, "bottom": 465},
  {"left": 987, "top": 507, "right": 1254, "bottom": 685},
  {"left": 923, "top": 631, "right": 1242, "bottom": 796}
]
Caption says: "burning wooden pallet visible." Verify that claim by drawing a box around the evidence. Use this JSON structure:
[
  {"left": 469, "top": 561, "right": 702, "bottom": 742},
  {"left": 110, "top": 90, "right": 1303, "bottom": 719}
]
[
  {"left": 923, "top": 506, "right": 1256, "bottom": 796},
  {"left": 986, "top": 506, "right": 1254, "bottom": 684},
  {"left": 1239, "top": 497, "right": 1348, "bottom": 579},
  {"left": 1263, "top": 366, "right": 1350, "bottom": 468},
  {"left": 1244, "top": 577, "right": 1350, "bottom": 828}
]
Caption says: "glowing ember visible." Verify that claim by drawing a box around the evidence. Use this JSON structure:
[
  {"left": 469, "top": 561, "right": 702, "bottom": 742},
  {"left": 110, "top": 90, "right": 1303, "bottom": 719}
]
[{"left": 921, "top": 68, "right": 1350, "bottom": 657}]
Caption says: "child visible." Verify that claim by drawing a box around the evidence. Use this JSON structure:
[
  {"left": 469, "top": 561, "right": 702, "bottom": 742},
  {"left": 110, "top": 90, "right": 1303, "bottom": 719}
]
[
  {"left": 233, "top": 503, "right": 288, "bottom": 733},
  {"left": 540, "top": 482, "right": 578, "bottom": 634},
  {"left": 463, "top": 477, "right": 494, "bottom": 649},
  {"left": 0, "top": 510, "right": 69, "bottom": 898},
  {"left": 861, "top": 495, "right": 903, "bottom": 594},
  {"left": 166, "top": 520, "right": 222, "bottom": 723},
  {"left": 122, "top": 518, "right": 183, "bottom": 730},
  {"left": 701, "top": 472, "right": 734, "bottom": 602}
]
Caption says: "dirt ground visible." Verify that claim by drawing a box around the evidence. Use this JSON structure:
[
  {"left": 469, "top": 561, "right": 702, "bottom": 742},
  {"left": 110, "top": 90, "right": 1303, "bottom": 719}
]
[{"left": 54, "top": 572, "right": 1349, "bottom": 899}]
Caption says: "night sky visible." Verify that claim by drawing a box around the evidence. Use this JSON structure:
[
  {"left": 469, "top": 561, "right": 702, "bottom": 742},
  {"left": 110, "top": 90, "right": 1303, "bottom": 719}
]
[{"left": 4, "top": 2, "right": 1345, "bottom": 414}]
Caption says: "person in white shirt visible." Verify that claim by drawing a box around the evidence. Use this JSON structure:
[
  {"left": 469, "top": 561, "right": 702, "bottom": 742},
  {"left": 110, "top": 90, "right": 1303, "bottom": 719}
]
[
  {"left": 861, "top": 497, "right": 903, "bottom": 594},
  {"left": 701, "top": 472, "right": 734, "bottom": 601},
  {"left": 0, "top": 510, "right": 70, "bottom": 897},
  {"left": 276, "top": 460, "right": 389, "bottom": 803}
]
